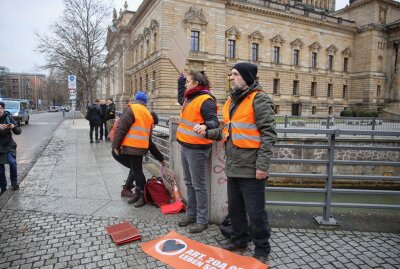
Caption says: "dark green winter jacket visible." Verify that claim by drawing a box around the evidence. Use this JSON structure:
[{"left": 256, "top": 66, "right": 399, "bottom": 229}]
[{"left": 207, "top": 83, "right": 277, "bottom": 178}]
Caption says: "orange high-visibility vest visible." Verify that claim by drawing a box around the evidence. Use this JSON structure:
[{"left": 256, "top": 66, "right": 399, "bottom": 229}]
[
  {"left": 121, "top": 104, "right": 153, "bottom": 149},
  {"left": 222, "top": 91, "right": 261, "bottom": 148},
  {"left": 177, "top": 94, "right": 216, "bottom": 145}
]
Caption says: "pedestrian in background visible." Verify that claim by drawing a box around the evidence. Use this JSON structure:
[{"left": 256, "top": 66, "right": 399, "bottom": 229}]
[
  {"left": 208, "top": 62, "right": 277, "bottom": 263},
  {"left": 99, "top": 99, "right": 108, "bottom": 141},
  {"left": 0, "top": 102, "right": 22, "bottom": 195},
  {"left": 86, "top": 99, "right": 103, "bottom": 143},
  {"left": 105, "top": 98, "right": 116, "bottom": 140},
  {"left": 176, "top": 71, "right": 219, "bottom": 233},
  {"left": 112, "top": 92, "right": 165, "bottom": 207}
]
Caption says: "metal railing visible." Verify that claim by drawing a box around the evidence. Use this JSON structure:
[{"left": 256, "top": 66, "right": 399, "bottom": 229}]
[
  {"left": 149, "top": 118, "right": 400, "bottom": 226},
  {"left": 277, "top": 115, "right": 400, "bottom": 132},
  {"left": 269, "top": 128, "right": 400, "bottom": 225}
]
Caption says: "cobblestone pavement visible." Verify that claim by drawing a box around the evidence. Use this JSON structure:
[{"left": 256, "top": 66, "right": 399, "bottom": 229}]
[
  {"left": 0, "top": 119, "right": 399, "bottom": 268},
  {"left": 0, "top": 209, "right": 399, "bottom": 269}
]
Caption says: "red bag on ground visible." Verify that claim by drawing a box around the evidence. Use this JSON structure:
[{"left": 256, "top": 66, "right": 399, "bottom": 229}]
[
  {"left": 109, "top": 118, "right": 119, "bottom": 142},
  {"left": 144, "top": 176, "right": 170, "bottom": 207}
]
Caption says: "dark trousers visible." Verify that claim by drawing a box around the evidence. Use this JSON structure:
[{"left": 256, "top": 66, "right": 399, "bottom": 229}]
[
  {"left": 112, "top": 150, "right": 145, "bottom": 192},
  {"left": 227, "top": 177, "right": 271, "bottom": 256},
  {"left": 99, "top": 121, "right": 108, "bottom": 140},
  {"left": 89, "top": 121, "right": 99, "bottom": 142},
  {"left": 0, "top": 152, "right": 18, "bottom": 191}
]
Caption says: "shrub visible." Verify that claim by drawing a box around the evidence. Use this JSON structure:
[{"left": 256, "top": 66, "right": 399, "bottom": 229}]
[{"left": 340, "top": 109, "right": 353, "bottom": 117}]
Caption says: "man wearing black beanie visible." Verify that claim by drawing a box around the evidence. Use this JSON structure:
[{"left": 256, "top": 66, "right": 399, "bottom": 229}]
[{"left": 207, "top": 62, "right": 277, "bottom": 263}]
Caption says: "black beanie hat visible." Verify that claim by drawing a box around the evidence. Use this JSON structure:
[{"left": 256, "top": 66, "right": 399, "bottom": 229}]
[{"left": 232, "top": 62, "right": 258, "bottom": 87}]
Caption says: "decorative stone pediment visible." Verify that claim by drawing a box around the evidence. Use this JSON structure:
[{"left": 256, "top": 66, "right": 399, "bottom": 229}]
[
  {"left": 341, "top": 48, "right": 352, "bottom": 57},
  {"left": 326, "top": 45, "right": 338, "bottom": 55},
  {"left": 248, "top": 31, "right": 264, "bottom": 42},
  {"left": 183, "top": 6, "right": 208, "bottom": 26},
  {"left": 226, "top": 26, "right": 241, "bottom": 39},
  {"left": 309, "top": 41, "right": 322, "bottom": 52},
  {"left": 270, "top": 35, "right": 285, "bottom": 46},
  {"left": 290, "top": 38, "right": 304, "bottom": 49},
  {"left": 150, "top": 19, "right": 159, "bottom": 31}
]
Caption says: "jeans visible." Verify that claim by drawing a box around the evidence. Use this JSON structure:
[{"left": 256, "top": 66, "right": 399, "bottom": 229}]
[
  {"left": 89, "top": 121, "right": 99, "bottom": 142},
  {"left": 181, "top": 146, "right": 211, "bottom": 225},
  {"left": 99, "top": 121, "right": 108, "bottom": 140},
  {"left": 0, "top": 152, "right": 18, "bottom": 191},
  {"left": 112, "top": 150, "right": 145, "bottom": 192},
  {"left": 227, "top": 176, "right": 271, "bottom": 256}
]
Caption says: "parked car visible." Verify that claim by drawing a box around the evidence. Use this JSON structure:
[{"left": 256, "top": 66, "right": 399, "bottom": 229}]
[
  {"left": 0, "top": 99, "right": 30, "bottom": 126},
  {"left": 47, "top": 106, "right": 59, "bottom": 112},
  {"left": 62, "top": 106, "right": 70, "bottom": 112}
]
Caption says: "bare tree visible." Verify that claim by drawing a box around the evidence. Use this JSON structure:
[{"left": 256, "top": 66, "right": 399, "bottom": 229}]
[{"left": 36, "top": 0, "right": 111, "bottom": 105}]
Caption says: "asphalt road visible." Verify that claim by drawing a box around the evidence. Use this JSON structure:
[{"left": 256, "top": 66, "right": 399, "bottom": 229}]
[{"left": 6, "top": 111, "right": 66, "bottom": 186}]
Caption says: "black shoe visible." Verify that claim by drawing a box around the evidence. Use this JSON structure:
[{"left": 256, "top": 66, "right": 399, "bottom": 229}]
[
  {"left": 253, "top": 254, "right": 269, "bottom": 264},
  {"left": 127, "top": 192, "right": 139, "bottom": 204},
  {"left": 95, "top": 140, "right": 100, "bottom": 143},
  {"left": 90, "top": 140, "right": 94, "bottom": 143},
  {"left": 178, "top": 216, "right": 196, "bottom": 227},
  {"left": 12, "top": 185, "right": 19, "bottom": 191},
  {"left": 220, "top": 242, "right": 248, "bottom": 251},
  {"left": 134, "top": 194, "right": 146, "bottom": 207},
  {"left": 189, "top": 223, "right": 208, "bottom": 233}
]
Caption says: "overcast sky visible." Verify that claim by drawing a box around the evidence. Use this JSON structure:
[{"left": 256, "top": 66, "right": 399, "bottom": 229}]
[{"left": 0, "top": 0, "right": 349, "bottom": 74}]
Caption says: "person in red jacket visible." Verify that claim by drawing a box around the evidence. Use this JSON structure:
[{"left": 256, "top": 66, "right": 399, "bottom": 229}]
[{"left": 112, "top": 92, "right": 165, "bottom": 207}]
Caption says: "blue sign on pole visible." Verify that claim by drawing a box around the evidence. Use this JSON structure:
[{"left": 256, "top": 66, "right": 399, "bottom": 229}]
[{"left": 68, "top": 75, "right": 76, "bottom": 89}]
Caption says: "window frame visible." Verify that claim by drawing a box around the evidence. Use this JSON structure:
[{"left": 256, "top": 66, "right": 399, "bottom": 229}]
[
  {"left": 293, "top": 49, "right": 299, "bottom": 66},
  {"left": 228, "top": 39, "right": 236, "bottom": 58},
  {"left": 273, "top": 46, "right": 280, "bottom": 64},
  {"left": 251, "top": 43, "right": 259, "bottom": 61},
  {"left": 190, "top": 30, "right": 200, "bottom": 51},
  {"left": 293, "top": 80, "right": 299, "bottom": 96},
  {"left": 312, "top": 52, "right": 318, "bottom": 69},
  {"left": 273, "top": 78, "right": 280, "bottom": 95}
]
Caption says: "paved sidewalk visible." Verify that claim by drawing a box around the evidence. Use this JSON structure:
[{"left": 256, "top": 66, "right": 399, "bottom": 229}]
[{"left": 0, "top": 119, "right": 399, "bottom": 269}]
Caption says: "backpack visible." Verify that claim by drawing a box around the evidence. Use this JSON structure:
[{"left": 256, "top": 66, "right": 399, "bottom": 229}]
[
  {"left": 144, "top": 176, "right": 170, "bottom": 207},
  {"left": 108, "top": 118, "right": 119, "bottom": 142},
  {"left": 85, "top": 106, "right": 94, "bottom": 121}
]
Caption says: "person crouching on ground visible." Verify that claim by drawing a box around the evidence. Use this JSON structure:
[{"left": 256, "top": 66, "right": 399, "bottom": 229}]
[
  {"left": 111, "top": 92, "right": 165, "bottom": 207},
  {"left": 176, "top": 71, "right": 219, "bottom": 233},
  {"left": 0, "top": 101, "right": 22, "bottom": 195}
]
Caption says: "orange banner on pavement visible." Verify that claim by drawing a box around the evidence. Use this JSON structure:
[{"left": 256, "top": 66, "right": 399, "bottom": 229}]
[{"left": 141, "top": 231, "right": 268, "bottom": 269}]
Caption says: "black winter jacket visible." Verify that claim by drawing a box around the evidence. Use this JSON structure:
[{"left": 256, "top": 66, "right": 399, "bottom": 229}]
[{"left": 0, "top": 111, "right": 21, "bottom": 164}]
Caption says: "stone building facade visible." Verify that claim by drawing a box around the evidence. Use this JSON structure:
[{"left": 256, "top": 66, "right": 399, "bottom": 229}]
[{"left": 104, "top": 0, "right": 400, "bottom": 116}]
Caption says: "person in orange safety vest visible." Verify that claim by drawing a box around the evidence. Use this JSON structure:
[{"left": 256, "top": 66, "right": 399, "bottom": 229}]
[{"left": 176, "top": 70, "right": 219, "bottom": 234}]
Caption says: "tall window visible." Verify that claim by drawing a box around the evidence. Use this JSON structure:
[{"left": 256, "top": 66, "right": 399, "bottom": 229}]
[
  {"left": 274, "top": 46, "right": 280, "bottom": 64},
  {"left": 146, "top": 40, "right": 150, "bottom": 57},
  {"left": 327, "top": 83, "right": 333, "bottom": 98},
  {"left": 293, "top": 49, "right": 299, "bottom": 66},
  {"left": 274, "top": 105, "right": 280, "bottom": 114},
  {"left": 312, "top": 52, "right": 318, "bottom": 68},
  {"left": 377, "top": 85, "right": 381, "bottom": 97},
  {"left": 153, "top": 33, "right": 157, "bottom": 52},
  {"left": 191, "top": 31, "right": 200, "bottom": 51},
  {"left": 328, "top": 107, "right": 333, "bottom": 115},
  {"left": 293, "top": 80, "right": 299, "bottom": 95},
  {"left": 273, "top": 79, "right": 280, "bottom": 94},
  {"left": 312, "top": 106, "right": 317, "bottom": 115},
  {"left": 343, "top": 57, "right": 348, "bottom": 72},
  {"left": 252, "top": 43, "right": 259, "bottom": 61},
  {"left": 311, "top": 82, "right": 317, "bottom": 97},
  {"left": 228, "top": 39, "right": 236, "bottom": 58},
  {"left": 343, "top": 85, "right": 348, "bottom": 99},
  {"left": 328, "top": 55, "right": 334, "bottom": 70}
]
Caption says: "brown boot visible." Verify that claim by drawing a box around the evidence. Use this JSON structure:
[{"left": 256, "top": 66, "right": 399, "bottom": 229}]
[
  {"left": 121, "top": 185, "right": 134, "bottom": 198},
  {"left": 134, "top": 193, "right": 146, "bottom": 208}
]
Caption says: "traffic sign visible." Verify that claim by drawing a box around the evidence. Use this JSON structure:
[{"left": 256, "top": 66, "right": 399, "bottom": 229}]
[
  {"left": 69, "top": 89, "right": 76, "bottom": 95},
  {"left": 68, "top": 75, "right": 76, "bottom": 89}
]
